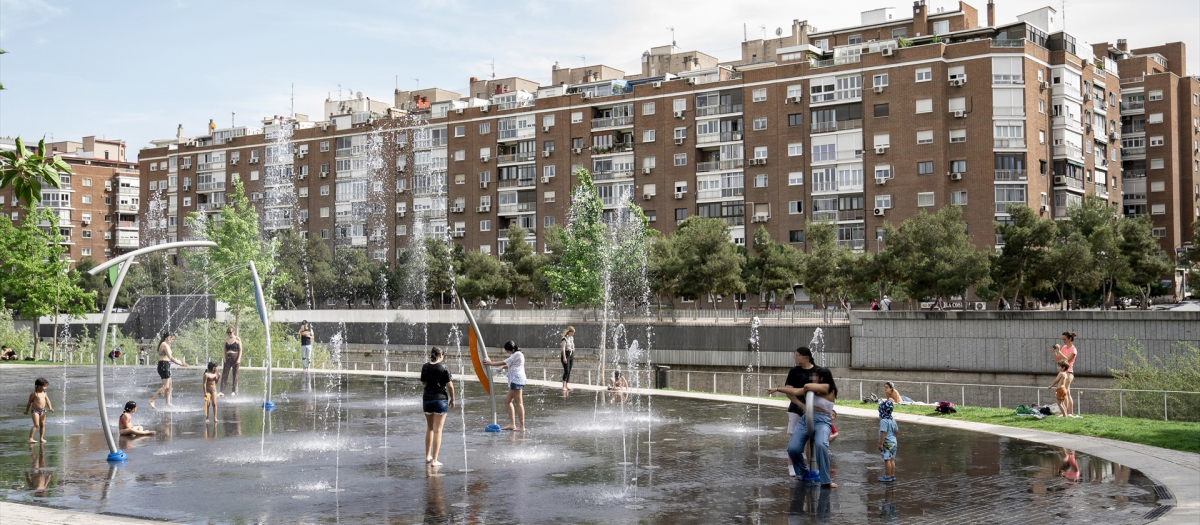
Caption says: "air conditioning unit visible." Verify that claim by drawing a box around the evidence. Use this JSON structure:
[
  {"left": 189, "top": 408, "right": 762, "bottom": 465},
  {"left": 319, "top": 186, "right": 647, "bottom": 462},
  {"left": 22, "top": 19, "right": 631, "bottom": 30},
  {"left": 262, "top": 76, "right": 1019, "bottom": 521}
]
[
  {"left": 477, "top": 205, "right": 491, "bottom": 212},
  {"left": 82, "top": 218, "right": 91, "bottom": 225},
  {"left": 787, "top": 96, "right": 802, "bottom": 104},
  {"left": 732, "top": 132, "right": 743, "bottom": 140},
  {"left": 674, "top": 192, "right": 685, "bottom": 199},
  {"left": 298, "top": 174, "right": 306, "bottom": 180},
  {"left": 1053, "top": 176, "right": 1066, "bottom": 185},
  {"left": 542, "top": 150, "right": 551, "bottom": 158},
  {"left": 479, "top": 106, "right": 489, "bottom": 113},
  {"left": 882, "top": 48, "right": 894, "bottom": 57},
  {"left": 543, "top": 126, "right": 551, "bottom": 133},
  {"left": 873, "top": 86, "right": 884, "bottom": 94},
  {"left": 581, "top": 92, "right": 592, "bottom": 99},
  {"left": 751, "top": 215, "right": 768, "bottom": 223},
  {"left": 298, "top": 153, "right": 306, "bottom": 159},
  {"left": 1040, "top": 204, "right": 1049, "bottom": 212},
  {"left": 953, "top": 110, "right": 966, "bottom": 118},
  {"left": 873, "top": 207, "right": 886, "bottom": 216},
  {"left": 249, "top": 158, "right": 259, "bottom": 164},
  {"left": 396, "top": 186, "right": 404, "bottom": 193},
  {"left": 652, "top": 81, "right": 662, "bottom": 88},
  {"left": 950, "top": 78, "right": 965, "bottom": 87},
  {"left": 674, "top": 110, "right": 685, "bottom": 119},
  {"left": 686, "top": 78, "right": 697, "bottom": 85},
  {"left": 320, "top": 124, "right": 329, "bottom": 131},
  {"left": 875, "top": 146, "right": 887, "bottom": 154},
  {"left": 480, "top": 181, "right": 490, "bottom": 189},
  {"left": 480, "top": 156, "right": 490, "bottom": 162},
  {"left": 643, "top": 193, "right": 653, "bottom": 200},
  {"left": 456, "top": 108, "right": 464, "bottom": 115},
  {"left": 674, "top": 138, "right": 685, "bottom": 145},
  {"left": 949, "top": 172, "right": 963, "bottom": 180},
  {"left": 450, "top": 206, "right": 464, "bottom": 213},
  {"left": 104, "top": 182, "right": 112, "bottom": 191},
  {"left": 320, "top": 171, "right": 329, "bottom": 178},
  {"left": 1040, "top": 81, "right": 1050, "bottom": 90},
  {"left": 451, "top": 231, "right": 465, "bottom": 238},
  {"left": 542, "top": 176, "right": 551, "bottom": 183},
  {"left": 1109, "top": 132, "right": 1119, "bottom": 142},
  {"left": 397, "top": 211, "right": 406, "bottom": 218},
  {"left": 572, "top": 147, "right": 583, "bottom": 154},
  {"left": 642, "top": 167, "right": 651, "bottom": 174},
  {"left": 875, "top": 177, "right": 888, "bottom": 185},
  {"left": 229, "top": 159, "right": 239, "bottom": 166}
]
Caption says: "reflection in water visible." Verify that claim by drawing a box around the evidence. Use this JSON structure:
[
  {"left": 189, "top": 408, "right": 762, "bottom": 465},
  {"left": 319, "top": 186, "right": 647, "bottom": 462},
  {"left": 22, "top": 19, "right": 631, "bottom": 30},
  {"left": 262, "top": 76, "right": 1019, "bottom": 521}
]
[
  {"left": 787, "top": 484, "right": 831, "bottom": 525},
  {"left": 424, "top": 464, "right": 452, "bottom": 523},
  {"left": 24, "top": 444, "right": 52, "bottom": 495}
]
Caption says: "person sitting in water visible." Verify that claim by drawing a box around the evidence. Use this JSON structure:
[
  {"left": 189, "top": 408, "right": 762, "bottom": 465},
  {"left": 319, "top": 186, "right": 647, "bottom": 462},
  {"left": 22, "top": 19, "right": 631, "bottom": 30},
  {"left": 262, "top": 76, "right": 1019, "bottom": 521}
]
[
  {"left": 607, "top": 370, "right": 629, "bottom": 391},
  {"left": 119, "top": 401, "right": 155, "bottom": 436}
]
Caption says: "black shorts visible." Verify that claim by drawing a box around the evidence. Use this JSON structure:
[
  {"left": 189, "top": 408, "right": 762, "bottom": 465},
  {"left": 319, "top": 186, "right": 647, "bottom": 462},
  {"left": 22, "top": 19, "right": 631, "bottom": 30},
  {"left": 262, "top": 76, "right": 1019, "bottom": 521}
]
[{"left": 157, "top": 361, "right": 172, "bottom": 379}]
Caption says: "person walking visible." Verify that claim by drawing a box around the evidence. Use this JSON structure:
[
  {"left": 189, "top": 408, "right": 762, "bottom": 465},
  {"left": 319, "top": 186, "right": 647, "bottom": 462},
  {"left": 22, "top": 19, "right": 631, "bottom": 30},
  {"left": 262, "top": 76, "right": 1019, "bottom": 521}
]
[
  {"left": 149, "top": 333, "right": 188, "bottom": 408},
  {"left": 1054, "top": 331, "right": 1078, "bottom": 417},
  {"left": 560, "top": 326, "right": 576, "bottom": 392},
  {"left": 420, "top": 347, "right": 455, "bottom": 466},
  {"left": 218, "top": 327, "right": 242, "bottom": 397},
  {"left": 298, "top": 321, "right": 314, "bottom": 370}
]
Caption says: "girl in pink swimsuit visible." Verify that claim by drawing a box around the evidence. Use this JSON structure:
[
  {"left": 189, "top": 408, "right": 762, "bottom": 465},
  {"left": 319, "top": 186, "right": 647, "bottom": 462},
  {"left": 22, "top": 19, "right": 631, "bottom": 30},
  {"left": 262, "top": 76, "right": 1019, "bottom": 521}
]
[{"left": 1054, "top": 331, "right": 1078, "bottom": 417}]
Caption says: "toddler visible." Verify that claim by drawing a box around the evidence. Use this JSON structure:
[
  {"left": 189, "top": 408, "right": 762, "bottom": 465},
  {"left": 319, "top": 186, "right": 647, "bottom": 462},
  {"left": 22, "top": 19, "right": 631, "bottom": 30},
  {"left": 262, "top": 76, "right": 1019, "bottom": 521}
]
[
  {"left": 24, "top": 378, "right": 54, "bottom": 443},
  {"left": 1048, "top": 361, "right": 1071, "bottom": 417},
  {"left": 877, "top": 400, "right": 898, "bottom": 482},
  {"left": 203, "top": 361, "right": 221, "bottom": 423}
]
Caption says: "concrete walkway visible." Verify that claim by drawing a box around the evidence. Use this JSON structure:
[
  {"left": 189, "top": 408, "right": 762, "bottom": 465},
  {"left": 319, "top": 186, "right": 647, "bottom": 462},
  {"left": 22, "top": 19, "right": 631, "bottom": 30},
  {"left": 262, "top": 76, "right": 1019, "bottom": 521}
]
[{"left": 3, "top": 365, "right": 1195, "bottom": 524}]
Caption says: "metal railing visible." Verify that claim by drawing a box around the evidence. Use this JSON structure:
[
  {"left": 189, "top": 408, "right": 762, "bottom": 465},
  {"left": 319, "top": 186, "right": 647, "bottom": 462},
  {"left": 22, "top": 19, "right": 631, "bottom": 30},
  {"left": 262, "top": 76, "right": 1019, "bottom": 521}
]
[
  {"left": 994, "top": 169, "right": 1028, "bottom": 182},
  {"left": 1122, "top": 146, "right": 1146, "bottom": 156},
  {"left": 590, "top": 115, "right": 634, "bottom": 129},
  {"left": 695, "top": 104, "right": 743, "bottom": 117},
  {"left": 1124, "top": 168, "right": 1146, "bottom": 178},
  {"left": 497, "top": 178, "right": 536, "bottom": 189},
  {"left": 498, "top": 202, "right": 536, "bottom": 214},
  {"left": 1053, "top": 144, "right": 1083, "bottom": 159},
  {"left": 496, "top": 151, "right": 536, "bottom": 164},
  {"left": 992, "top": 74, "right": 1024, "bottom": 85},
  {"left": 592, "top": 170, "right": 634, "bottom": 181},
  {"left": 837, "top": 209, "right": 865, "bottom": 221},
  {"left": 993, "top": 138, "right": 1026, "bottom": 148},
  {"left": 1054, "top": 176, "right": 1084, "bottom": 190},
  {"left": 697, "top": 131, "right": 743, "bottom": 145},
  {"left": 991, "top": 39, "right": 1024, "bottom": 47},
  {"left": 696, "top": 158, "right": 744, "bottom": 173},
  {"left": 811, "top": 118, "right": 863, "bottom": 134}
]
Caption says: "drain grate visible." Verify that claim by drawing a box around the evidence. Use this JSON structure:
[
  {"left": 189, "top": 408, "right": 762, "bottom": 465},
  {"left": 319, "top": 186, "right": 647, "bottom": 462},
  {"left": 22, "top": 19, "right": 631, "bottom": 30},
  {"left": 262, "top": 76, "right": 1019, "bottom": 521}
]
[
  {"left": 1142, "top": 505, "right": 1173, "bottom": 521},
  {"left": 1152, "top": 484, "right": 1174, "bottom": 501}
]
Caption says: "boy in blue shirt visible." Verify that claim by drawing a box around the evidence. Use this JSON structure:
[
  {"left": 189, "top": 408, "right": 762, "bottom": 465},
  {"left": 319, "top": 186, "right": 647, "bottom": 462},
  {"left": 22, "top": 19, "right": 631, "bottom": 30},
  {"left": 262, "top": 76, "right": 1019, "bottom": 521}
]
[{"left": 878, "top": 400, "right": 898, "bottom": 482}]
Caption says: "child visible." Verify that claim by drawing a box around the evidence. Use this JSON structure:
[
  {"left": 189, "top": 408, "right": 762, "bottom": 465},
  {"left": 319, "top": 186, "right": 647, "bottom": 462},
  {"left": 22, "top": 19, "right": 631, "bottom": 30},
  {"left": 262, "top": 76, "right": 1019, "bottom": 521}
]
[
  {"left": 203, "top": 361, "right": 221, "bottom": 423},
  {"left": 1048, "top": 361, "right": 1071, "bottom": 417},
  {"left": 607, "top": 370, "right": 629, "bottom": 391},
  {"left": 24, "top": 378, "right": 54, "bottom": 443},
  {"left": 119, "top": 401, "right": 155, "bottom": 436},
  {"left": 877, "top": 400, "right": 898, "bottom": 482},
  {"left": 829, "top": 411, "right": 839, "bottom": 443},
  {"left": 482, "top": 341, "right": 526, "bottom": 431}
]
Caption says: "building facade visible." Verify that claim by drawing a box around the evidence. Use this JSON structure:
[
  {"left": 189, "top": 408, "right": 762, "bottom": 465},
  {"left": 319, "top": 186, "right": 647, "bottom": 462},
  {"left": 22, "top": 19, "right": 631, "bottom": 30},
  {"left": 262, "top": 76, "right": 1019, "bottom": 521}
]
[
  {"left": 141, "top": 0, "right": 1199, "bottom": 307},
  {"left": 2, "top": 136, "right": 139, "bottom": 264}
]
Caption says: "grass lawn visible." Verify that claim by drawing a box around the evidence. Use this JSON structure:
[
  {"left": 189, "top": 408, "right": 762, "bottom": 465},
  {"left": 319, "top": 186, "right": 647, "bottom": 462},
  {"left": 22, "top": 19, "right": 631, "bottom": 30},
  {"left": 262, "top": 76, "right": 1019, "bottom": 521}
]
[{"left": 837, "top": 399, "right": 1200, "bottom": 454}]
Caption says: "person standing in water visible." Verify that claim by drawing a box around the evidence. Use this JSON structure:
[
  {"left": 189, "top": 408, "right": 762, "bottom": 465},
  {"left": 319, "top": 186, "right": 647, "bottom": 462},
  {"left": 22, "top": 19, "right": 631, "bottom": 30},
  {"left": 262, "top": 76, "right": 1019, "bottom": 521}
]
[
  {"left": 483, "top": 341, "right": 526, "bottom": 431},
  {"left": 202, "top": 361, "right": 221, "bottom": 423},
  {"left": 298, "top": 321, "right": 314, "bottom": 370},
  {"left": 560, "top": 326, "right": 575, "bottom": 392},
  {"left": 420, "top": 347, "right": 455, "bottom": 466},
  {"left": 149, "top": 332, "right": 187, "bottom": 409},
  {"left": 218, "top": 327, "right": 242, "bottom": 397}
]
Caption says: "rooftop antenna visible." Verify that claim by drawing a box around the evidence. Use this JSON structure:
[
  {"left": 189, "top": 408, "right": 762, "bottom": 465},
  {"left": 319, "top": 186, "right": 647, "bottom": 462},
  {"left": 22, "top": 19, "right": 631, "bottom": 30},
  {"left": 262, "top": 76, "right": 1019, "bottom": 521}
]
[
  {"left": 414, "top": 78, "right": 419, "bottom": 91},
  {"left": 290, "top": 83, "right": 295, "bottom": 117},
  {"left": 491, "top": 58, "right": 496, "bottom": 79},
  {"left": 667, "top": 27, "right": 675, "bottom": 47},
  {"left": 577, "top": 55, "right": 586, "bottom": 65},
  {"left": 231, "top": 112, "right": 235, "bottom": 128},
  {"left": 338, "top": 84, "right": 343, "bottom": 99},
  {"left": 760, "top": 24, "right": 767, "bottom": 40}
]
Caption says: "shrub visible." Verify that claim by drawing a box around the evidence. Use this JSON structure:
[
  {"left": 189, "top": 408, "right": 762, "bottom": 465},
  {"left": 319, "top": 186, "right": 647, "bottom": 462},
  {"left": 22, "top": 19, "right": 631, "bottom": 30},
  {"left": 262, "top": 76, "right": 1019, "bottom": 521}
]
[{"left": 1109, "top": 340, "right": 1200, "bottom": 421}]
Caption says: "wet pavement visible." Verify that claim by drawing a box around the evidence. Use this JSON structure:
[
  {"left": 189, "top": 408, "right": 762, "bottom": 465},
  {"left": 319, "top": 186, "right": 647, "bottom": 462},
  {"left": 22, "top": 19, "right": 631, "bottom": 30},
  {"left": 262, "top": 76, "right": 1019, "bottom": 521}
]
[{"left": 0, "top": 366, "right": 1165, "bottom": 524}]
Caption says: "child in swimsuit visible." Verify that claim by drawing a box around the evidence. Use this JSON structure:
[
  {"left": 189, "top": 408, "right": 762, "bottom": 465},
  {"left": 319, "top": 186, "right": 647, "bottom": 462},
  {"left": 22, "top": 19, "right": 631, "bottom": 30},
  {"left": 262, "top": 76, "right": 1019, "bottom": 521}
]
[
  {"left": 119, "top": 401, "right": 155, "bottom": 436},
  {"left": 1048, "top": 361, "right": 1071, "bottom": 417},
  {"left": 203, "top": 361, "right": 221, "bottom": 423},
  {"left": 878, "top": 400, "right": 898, "bottom": 482},
  {"left": 24, "top": 378, "right": 54, "bottom": 443}
]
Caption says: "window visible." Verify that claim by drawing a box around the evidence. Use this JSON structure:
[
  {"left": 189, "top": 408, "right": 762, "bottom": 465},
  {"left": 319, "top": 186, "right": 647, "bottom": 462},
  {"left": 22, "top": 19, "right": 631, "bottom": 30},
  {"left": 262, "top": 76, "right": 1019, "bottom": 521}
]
[
  {"left": 544, "top": 191, "right": 556, "bottom": 202},
  {"left": 149, "top": 181, "right": 158, "bottom": 191},
  {"left": 1150, "top": 158, "right": 1165, "bottom": 169},
  {"left": 643, "top": 130, "right": 656, "bottom": 142},
  {"left": 752, "top": 88, "right": 767, "bottom": 102},
  {"left": 1150, "top": 181, "right": 1165, "bottom": 192},
  {"left": 82, "top": 195, "right": 92, "bottom": 204},
  {"left": 643, "top": 156, "right": 657, "bottom": 169},
  {"left": 673, "top": 99, "right": 686, "bottom": 112},
  {"left": 480, "top": 171, "right": 493, "bottom": 183},
  {"left": 1039, "top": 130, "right": 1046, "bottom": 144},
  {"left": 1038, "top": 100, "right": 1045, "bottom": 113},
  {"left": 572, "top": 138, "right": 584, "bottom": 149},
  {"left": 916, "top": 68, "right": 932, "bottom": 82},
  {"left": 788, "top": 113, "right": 803, "bottom": 127},
  {"left": 916, "top": 99, "right": 932, "bottom": 113},
  {"left": 299, "top": 187, "right": 309, "bottom": 197},
  {"left": 875, "top": 194, "right": 892, "bottom": 209},
  {"left": 674, "top": 127, "right": 687, "bottom": 140},
  {"left": 571, "top": 111, "right": 583, "bottom": 123},
  {"left": 917, "top": 130, "right": 934, "bottom": 144},
  {"left": 754, "top": 146, "right": 768, "bottom": 159},
  {"left": 250, "top": 171, "right": 259, "bottom": 181},
  {"left": 950, "top": 129, "right": 967, "bottom": 143},
  {"left": 786, "top": 84, "right": 804, "bottom": 99},
  {"left": 918, "top": 192, "right": 934, "bottom": 207},
  {"left": 753, "top": 118, "right": 767, "bottom": 130},
  {"left": 82, "top": 230, "right": 92, "bottom": 238},
  {"left": 150, "top": 163, "right": 157, "bottom": 172},
  {"left": 1151, "top": 204, "right": 1166, "bottom": 215},
  {"left": 788, "top": 143, "right": 805, "bottom": 156},
  {"left": 543, "top": 140, "right": 555, "bottom": 152},
  {"left": 789, "top": 201, "right": 804, "bottom": 214},
  {"left": 543, "top": 165, "right": 556, "bottom": 178},
  {"left": 320, "top": 184, "right": 330, "bottom": 196},
  {"left": 788, "top": 172, "right": 804, "bottom": 185},
  {"left": 81, "top": 248, "right": 91, "bottom": 257},
  {"left": 754, "top": 174, "right": 768, "bottom": 187},
  {"left": 479, "top": 122, "right": 491, "bottom": 134},
  {"left": 675, "top": 181, "right": 688, "bottom": 194},
  {"left": 1148, "top": 113, "right": 1164, "bottom": 124},
  {"left": 949, "top": 97, "right": 966, "bottom": 113},
  {"left": 674, "top": 153, "right": 687, "bottom": 166},
  {"left": 951, "top": 191, "right": 968, "bottom": 205},
  {"left": 918, "top": 161, "right": 934, "bottom": 175},
  {"left": 892, "top": 27, "right": 907, "bottom": 39},
  {"left": 544, "top": 216, "right": 555, "bottom": 228},
  {"left": 454, "top": 150, "right": 465, "bottom": 161},
  {"left": 848, "top": 34, "right": 862, "bottom": 45},
  {"left": 1151, "top": 227, "right": 1166, "bottom": 238},
  {"left": 1150, "top": 136, "right": 1164, "bottom": 147},
  {"left": 875, "top": 165, "right": 892, "bottom": 181},
  {"left": 675, "top": 208, "right": 688, "bottom": 222},
  {"left": 320, "top": 207, "right": 330, "bottom": 218},
  {"left": 951, "top": 160, "right": 967, "bottom": 173},
  {"left": 454, "top": 125, "right": 465, "bottom": 137},
  {"left": 873, "top": 104, "right": 889, "bottom": 118},
  {"left": 541, "top": 115, "right": 554, "bottom": 128},
  {"left": 1148, "top": 90, "right": 1163, "bottom": 102},
  {"left": 873, "top": 73, "right": 889, "bottom": 87},
  {"left": 789, "top": 230, "right": 805, "bottom": 243},
  {"left": 933, "top": 20, "right": 949, "bottom": 35},
  {"left": 479, "top": 220, "right": 491, "bottom": 232}
]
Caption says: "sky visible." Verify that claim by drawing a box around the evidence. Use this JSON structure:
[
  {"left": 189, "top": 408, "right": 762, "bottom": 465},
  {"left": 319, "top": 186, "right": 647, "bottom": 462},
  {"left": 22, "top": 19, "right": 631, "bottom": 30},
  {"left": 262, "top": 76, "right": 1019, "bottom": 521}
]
[{"left": 1, "top": 0, "right": 1197, "bottom": 159}]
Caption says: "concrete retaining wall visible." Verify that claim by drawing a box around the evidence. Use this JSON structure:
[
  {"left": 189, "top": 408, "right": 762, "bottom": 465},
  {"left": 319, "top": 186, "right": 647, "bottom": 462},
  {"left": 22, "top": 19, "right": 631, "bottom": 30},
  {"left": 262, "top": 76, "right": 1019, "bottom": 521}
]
[{"left": 851, "top": 311, "right": 1200, "bottom": 376}]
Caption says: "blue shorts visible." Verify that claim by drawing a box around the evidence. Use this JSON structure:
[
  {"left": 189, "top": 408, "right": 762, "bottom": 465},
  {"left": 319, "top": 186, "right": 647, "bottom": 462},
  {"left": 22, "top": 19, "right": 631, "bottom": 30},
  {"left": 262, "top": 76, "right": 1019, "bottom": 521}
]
[
  {"left": 509, "top": 383, "right": 524, "bottom": 391},
  {"left": 423, "top": 400, "right": 449, "bottom": 415},
  {"left": 881, "top": 442, "right": 897, "bottom": 460}
]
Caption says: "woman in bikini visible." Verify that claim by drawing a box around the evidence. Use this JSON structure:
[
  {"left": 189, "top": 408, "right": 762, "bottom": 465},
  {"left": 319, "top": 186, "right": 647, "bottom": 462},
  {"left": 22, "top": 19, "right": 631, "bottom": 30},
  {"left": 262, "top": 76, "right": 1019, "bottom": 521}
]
[
  {"left": 149, "top": 333, "right": 187, "bottom": 408},
  {"left": 219, "top": 327, "right": 242, "bottom": 397}
]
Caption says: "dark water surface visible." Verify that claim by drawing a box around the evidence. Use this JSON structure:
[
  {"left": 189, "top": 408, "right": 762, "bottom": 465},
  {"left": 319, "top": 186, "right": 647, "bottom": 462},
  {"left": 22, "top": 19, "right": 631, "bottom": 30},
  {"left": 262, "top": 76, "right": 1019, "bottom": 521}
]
[{"left": 0, "top": 366, "right": 1163, "bottom": 524}]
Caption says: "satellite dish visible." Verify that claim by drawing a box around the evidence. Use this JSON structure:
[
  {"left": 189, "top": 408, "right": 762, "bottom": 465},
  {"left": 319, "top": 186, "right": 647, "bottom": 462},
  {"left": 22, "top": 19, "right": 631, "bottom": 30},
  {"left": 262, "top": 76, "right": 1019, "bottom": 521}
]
[
  {"left": 356, "top": 91, "right": 364, "bottom": 99},
  {"left": 776, "top": 27, "right": 783, "bottom": 36}
]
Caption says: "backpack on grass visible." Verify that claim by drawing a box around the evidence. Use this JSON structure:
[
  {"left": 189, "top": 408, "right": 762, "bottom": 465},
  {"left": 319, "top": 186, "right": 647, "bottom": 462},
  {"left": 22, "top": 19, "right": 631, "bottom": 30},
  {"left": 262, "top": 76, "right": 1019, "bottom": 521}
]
[{"left": 935, "top": 401, "right": 957, "bottom": 414}]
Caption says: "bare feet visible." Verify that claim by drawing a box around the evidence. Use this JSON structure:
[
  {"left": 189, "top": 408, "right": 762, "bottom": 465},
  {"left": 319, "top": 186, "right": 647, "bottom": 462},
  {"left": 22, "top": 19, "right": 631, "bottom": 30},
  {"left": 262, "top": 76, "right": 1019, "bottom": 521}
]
[
  {"left": 27, "top": 438, "right": 36, "bottom": 443},
  {"left": 501, "top": 426, "right": 515, "bottom": 431},
  {"left": 217, "top": 392, "right": 225, "bottom": 398},
  {"left": 166, "top": 402, "right": 176, "bottom": 408},
  {"left": 822, "top": 482, "right": 838, "bottom": 489},
  {"left": 213, "top": 419, "right": 219, "bottom": 423},
  {"left": 431, "top": 460, "right": 443, "bottom": 467},
  {"left": 149, "top": 400, "right": 157, "bottom": 409},
  {"left": 40, "top": 439, "right": 47, "bottom": 443},
  {"left": 231, "top": 392, "right": 237, "bottom": 397},
  {"left": 426, "top": 456, "right": 433, "bottom": 463}
]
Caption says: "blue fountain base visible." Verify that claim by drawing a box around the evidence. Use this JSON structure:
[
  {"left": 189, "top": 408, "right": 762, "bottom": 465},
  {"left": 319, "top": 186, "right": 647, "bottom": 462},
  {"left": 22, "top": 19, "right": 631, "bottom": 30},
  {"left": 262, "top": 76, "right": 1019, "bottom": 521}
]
[
  {"left": 262, "top": 401, "right": 276, "bottom": 411},
  {"left": 485, "top": 424, "right": 502, "bottom": 433},
  {"left": 106, "top": 451, "right": 127, "bottom": 462},
  {"left": 803, "top": 470, "right": 821, "bottom": 482}
]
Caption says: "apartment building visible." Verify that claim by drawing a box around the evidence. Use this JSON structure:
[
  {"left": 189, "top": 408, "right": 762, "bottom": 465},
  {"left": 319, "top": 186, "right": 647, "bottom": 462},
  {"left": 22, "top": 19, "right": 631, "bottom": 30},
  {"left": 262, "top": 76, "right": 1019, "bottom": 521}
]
[
  {"left": 1094, "top": 40, "right": 1200, "bottom": 258},
  {"left": 1, "top": 136, "right": 140, "bottom": 264},
  {"left": 140, "top": 0, "right": 1163, "bottom": 307}
]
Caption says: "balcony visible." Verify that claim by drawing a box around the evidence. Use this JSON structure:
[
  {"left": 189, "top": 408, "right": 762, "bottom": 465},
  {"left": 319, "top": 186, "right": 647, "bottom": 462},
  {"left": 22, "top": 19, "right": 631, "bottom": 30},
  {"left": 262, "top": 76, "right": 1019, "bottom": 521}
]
[
  {"left": 116, "top": 220, "right": 139, "bottom": 230},
  {"left": 497, "top": 151, "right": 537, "bottom": 165},
  {"left": 413, "top": 138, "right": 448, "bottom": 149},
  {"left": 334, "top": 236, "right": 368, "bottom": 247},
  {"left": 591, "top": 143, "right": 633, "bottom": 156},
  {"left": 697, "top": 188, "right": 744, "bottom": 200},
  {"left": 1124, "top": 168, "right": 1146, "bottom": 178},
  {"left": 414, "top": 209, "right": 444, "bottom": 219},
  {"left": 196, "top": 202, "right": 223, "bottom": 212},
  {"left": 696, "top": 131, "right": 743, "bottom": 145},
  {"left": 1120, "top": 101, "right": 1145, "bottom": 113},
  {"left": 836, "top": 239, "right": 866, "bottom": 251},
  {"left": 497, "top": 127, "right": 536, "bottom": 142},
  {"left": 811, "top": 118, "right": 863, "bottom": 134},
  {"left": 1053, "top": 144, "right": 1083, "bottom": 159},
  {"left": 992, "top": 74, "right": 1024, "bottom": 85},
  {"left": 994, "top": 169, "right": 1028, "bottom": 182},
  {"left": 1121, "top": 124, "right": 1146, "bottom": 135},
  {"left": 813, "top": 210, "right": 838, "bottom": 222},
  {"left": 593, "top": 170, "right": 634, "bottom": 181},
  {"left": 590, "top": 115, "right": 634, "bottom": 129},
  {"left": 117, "top": 203, "right": 139, "bottom": 214},
  {"left": 115, "top": 234, "right": 139, "bottom": 249},
  {"left": 1091, "top": 95, "right": 1108, "bottom": 110},
  {"left": 1052, "top": 115, "right": 1083, "bottom": 131},
  {"left": 117, "top": 187, "right": 139, "bottom": 197},
  {"left": 837, "top": 209, "right": 865, "bottom": 221},
  {"left": 991, "top": 39, "right": 1025, "bottom": 48},
  {"left": 1054, "top": 176, "right": 1084, "bottom": 190},
  {"left": 197, "top": 161, "right": 224, "bottom": 171},
  {"left": 696, "top": 158, "right": 745, "bottom": 173},
  {"left": 412, "top": 184, "right": 449, "bottom": 197},
  {"left": 498, "top": 178, "right": 536, "bottom": 189},
  {"left": 1094, "top": 185, "right": 1110, "bottom": 199},
  {"left": 1122, "top": 146, "right": 1146, "bottom": 156},
  {"left": 498, "top": 202, "right": 536, "bottom": 215},
  {"left": 695, "top": 104, "right": 743, "bottom": 117},
  {"left": 197, "top": 181, "right": 226, "bottom": 192},
  {"left": 994, "top": 201, "right": 1025, "bottom": 213}
]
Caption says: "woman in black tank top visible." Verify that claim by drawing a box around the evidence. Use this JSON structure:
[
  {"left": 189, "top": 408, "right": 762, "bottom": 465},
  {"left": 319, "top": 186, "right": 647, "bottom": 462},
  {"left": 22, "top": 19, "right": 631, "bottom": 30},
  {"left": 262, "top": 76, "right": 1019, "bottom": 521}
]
[{"left": 219, "top": 327, "right": 242, "bottom": 397}]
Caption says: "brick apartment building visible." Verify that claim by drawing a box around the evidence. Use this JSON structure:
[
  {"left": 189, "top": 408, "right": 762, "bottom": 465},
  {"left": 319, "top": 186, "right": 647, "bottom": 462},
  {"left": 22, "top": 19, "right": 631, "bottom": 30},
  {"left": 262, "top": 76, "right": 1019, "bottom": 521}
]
[
  {"left": 138, "top": 0, "right": 1196, "bottom": 306},
  {"left": 1, "top": 136, "right": 140, "bottom": 264}
]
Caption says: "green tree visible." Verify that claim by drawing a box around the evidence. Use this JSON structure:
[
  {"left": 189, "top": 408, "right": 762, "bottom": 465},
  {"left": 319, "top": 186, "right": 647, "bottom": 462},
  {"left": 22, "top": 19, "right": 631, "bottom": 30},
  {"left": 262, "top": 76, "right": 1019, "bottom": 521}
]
[
  {"left": 0, "top": 208, "right": 95, "bottom": 359},
  {"left": 0, "top": 138, "right": 69, "bottom": 209},
  {"left": 1187, "top": 221, "right": 1200, "bottom": 296},
  {"left": 501, "top": 224, "right": 540, "bottom": 306},
  {"left": 884, "top": 206, "right": 990, "bottom": 309},
  {"left": 648, "top": 231, "right": 682, "bottom": 316},
  {"left": 0, "top": 307, "right": 33, "bottom": 358},
  {"left": 744, "top": 226, "right": 803, "bottom": 306},
  {"left": 544, "top": 168, "right": 605, "bottom": 308},
  {"left": 799, "top": 220, "right": 846, "bottom": 313},
  {"left": 423, "top": 237, "right": 454, "bottom": 308},
  {"left": 1062, "top": 195, "right": 1126, "bottom": 309},
  {"left": 606, "top": 205, "right": 654, "bottom": 316},
  {"left": 1119, "top": 216, "right": 1173, "bottom": 309},
  {"left": 670, "top": 217, "right": 744, "bottom": 311},
  {"left": 456, "top": 250, "right": 510, "bottom": 305},
  {"left": 185, "top": 178, "right": 279, "bottom": 330},
  {"left": 330, "top": 248, "right": 375, "bottom": 307},
  {"left": 994, "top": 205, "right": 1056, "bottom": 308},
  {"left": 74, "top": 257, "right": 110, "bottom": 310}
]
